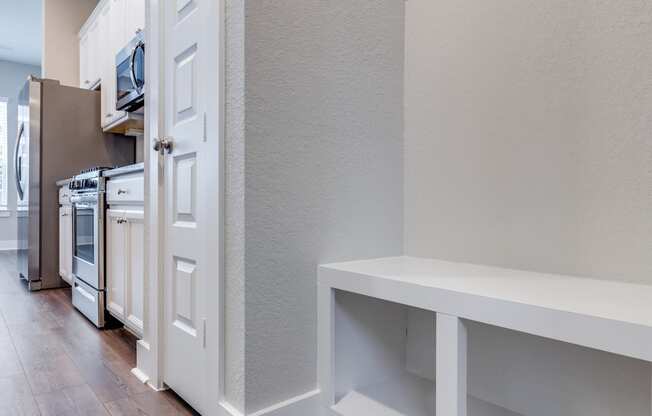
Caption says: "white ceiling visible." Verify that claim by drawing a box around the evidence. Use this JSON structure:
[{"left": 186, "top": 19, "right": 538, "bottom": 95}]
[{"left": 0, "top": 0, "right": 42, "bottom": 66}]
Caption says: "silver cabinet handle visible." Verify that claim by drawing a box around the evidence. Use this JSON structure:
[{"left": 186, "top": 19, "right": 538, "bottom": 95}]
[
  {"left": 153, "top": 137, "right": 174, "bottom": 155},
  {"left": 117, "top": 189, "right": 128, "bottom": 195}
]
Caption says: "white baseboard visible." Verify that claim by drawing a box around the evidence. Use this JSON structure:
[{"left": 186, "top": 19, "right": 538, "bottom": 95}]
[
  {"left": 219, "top": 390, "right": 326, "bottom": 416},
  {"left": 130, "top": 367, "right": 149, "bottom": 384},
  {"left": 0, "top": 240, "right": 18, "bottom": 251}
]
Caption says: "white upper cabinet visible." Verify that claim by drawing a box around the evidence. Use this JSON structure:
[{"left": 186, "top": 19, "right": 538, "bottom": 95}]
[
  {"left": 80, "top": 0, "right": 146, "bottom": 131},
  {"left": 79, "top": 0, "right": 145, "bottom": 100},
  {"left": 87, "top": 18, "right": 101, "bottom": 88},
  {"left": 79, "top": 34, "right": 89, "bottom": 88},
  {"left": 125, "top": 0, "right": 146, "bottom": 39}
]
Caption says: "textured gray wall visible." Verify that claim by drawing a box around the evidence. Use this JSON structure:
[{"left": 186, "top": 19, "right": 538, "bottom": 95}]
[
  {"left": 242, "top": 0, "right": 405, "bottom": 412},
  {"left": 404, "top": 0, "right": 652, "bottom": 414},
  {"left": 224, "top": 0, "right": 245, "bottom": 412}
]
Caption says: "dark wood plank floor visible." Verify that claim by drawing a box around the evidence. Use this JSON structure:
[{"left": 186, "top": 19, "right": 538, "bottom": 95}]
[{"left": 0, "top": 252, "right": 199, "bottom": 416}]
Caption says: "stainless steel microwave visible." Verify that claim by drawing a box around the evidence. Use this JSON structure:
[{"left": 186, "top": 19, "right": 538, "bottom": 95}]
[{"left": 116, "top": 31, "right": 145, "bottom": 112}]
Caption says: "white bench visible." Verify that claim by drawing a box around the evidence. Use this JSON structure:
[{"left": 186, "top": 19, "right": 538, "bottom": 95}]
[{"left": 318, "top": 257, "right": 652, "bottom": 416}]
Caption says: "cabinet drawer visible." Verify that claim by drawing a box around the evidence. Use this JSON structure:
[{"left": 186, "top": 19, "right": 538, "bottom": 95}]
[
  {"left": 106, "top": 174, "right": 144, "bottom": 204},
  {"left": 72, "top": 278, "right": 105, "bottom": 328},
  {"left": 59, "top": 187, "right": 72, "bottom": 205}
]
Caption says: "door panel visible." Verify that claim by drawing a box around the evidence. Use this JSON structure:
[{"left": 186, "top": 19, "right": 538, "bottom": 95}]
[
  {"left": 107, "top": 210, "right": 126, "bottom": 319},
  {"left": 173, "top": 154, "right": 197, "bottom": 224},
  {"left": 163, "top": 0, "right": 218, "bottom": 412},
  {"left": 59, "top": 208, "right": 67, "bottom": 278},
  {"left": 126, "top": 211, "right": 144, "bottom": 335},
  {"left": 66, "top": 208, "right": 73, "bottom": 283}
]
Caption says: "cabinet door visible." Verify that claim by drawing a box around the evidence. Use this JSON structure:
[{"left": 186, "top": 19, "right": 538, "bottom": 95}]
[
  {"left": 99, "top": 3, "right": 112, "bottom": 125},
  {"left": 107, "top": 0, "right": 127, "bottom": 125},
  {"left": 59, "top": 207, "right": 67, "bottom": 279},
  {"left": 125, "top": 209, "right": 144, "bottom": 336},
  {"left": 125, "top": 0, "right": 146, "bottom": 38},
  {"left": 79, "top": 34, "right": 90, "bottom": 88},
  {"left": 87, "top": 20, "right": 101, "bottom": 87},
  {"left": 107, "top": 210, "right": 127, "bottom": 320},
  {"left": 111, "top": 0, "right": 127, "bottom": 48},
  {"left": 59, "top": 206, "right": 73, "bottom": 285},
  {"left": 64, "top": 206, "right": 73, "bottom": 283}
]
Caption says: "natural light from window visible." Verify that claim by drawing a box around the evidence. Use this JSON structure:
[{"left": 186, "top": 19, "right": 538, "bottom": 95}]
[{"left": 0, "top": 97, "right": 8, "bottom": 210}]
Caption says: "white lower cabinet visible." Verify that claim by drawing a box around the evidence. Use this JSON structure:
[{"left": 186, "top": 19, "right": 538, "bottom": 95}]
[
  {"left": 106, "top": 208, "right": 144, "bottom": 337},
  {"left": 58, "top": 205, "right": 73, "bottom": 285}
]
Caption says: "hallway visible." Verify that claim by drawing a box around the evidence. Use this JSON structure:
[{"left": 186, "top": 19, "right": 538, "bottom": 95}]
[{"left": 0, "top": 252, "right": 197, "bottom": 415}]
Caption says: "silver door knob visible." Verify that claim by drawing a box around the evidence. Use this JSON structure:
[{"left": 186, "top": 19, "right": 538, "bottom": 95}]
[{"left": 153, "top": 137, "right": 174, "bottom": 155}]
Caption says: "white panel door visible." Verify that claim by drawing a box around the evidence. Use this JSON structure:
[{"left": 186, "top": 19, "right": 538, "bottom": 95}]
[
  {"left": 163, "top": 0, "right": 219, "bottom": 412},
  {"left": 125, "top": 210, "right": 144, "bottom": 336},
  {"left": 107, "top": 209, "right": 127, "bottom": 320}
]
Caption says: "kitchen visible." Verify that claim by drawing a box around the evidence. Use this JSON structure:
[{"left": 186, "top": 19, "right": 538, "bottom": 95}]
[
  {"left": 2, "top": 1, "right": 652, "bottom": 416},
  {"left": 15, "top": 0, "right": 147, "bottom": 333},
  {"left": 0, "top": 0, "right": 191, "bottom": 414}
]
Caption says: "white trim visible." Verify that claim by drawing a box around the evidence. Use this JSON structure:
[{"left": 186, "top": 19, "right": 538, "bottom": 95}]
[
  {"left": 140, "top": 0, "right": 165, "bottom": 392},
  {"left": 249, "top": 390, "right": 322, "bottom": 416},
  {"left": 213, "top": 0, "right": 227, "bottom": 411},
  {"left": 130, "top": 367, "right": 150, "bottom": 384},
  {"left": 0, "top": 240, "right": 18, "bottom": 251},
  {"left": 0, "top": 210, "right": 11, "bottom": 218},
  {"left": 219, "top": 402, "right": 244, "bottom": 416},
  {"left": 217, "top": 390, "right": 324, "bottom": 416}
]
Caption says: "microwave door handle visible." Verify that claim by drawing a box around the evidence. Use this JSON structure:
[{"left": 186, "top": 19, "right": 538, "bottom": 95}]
[{"left": 129, "top": 45, "right": 138, "bottom": 91}]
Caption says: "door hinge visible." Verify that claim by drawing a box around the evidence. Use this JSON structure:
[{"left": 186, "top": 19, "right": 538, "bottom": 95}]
[{"left": 202, "top": 318, "right": 207, "bottom": 348}]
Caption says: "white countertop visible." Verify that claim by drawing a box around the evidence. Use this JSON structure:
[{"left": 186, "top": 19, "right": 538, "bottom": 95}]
[
  {"left": 103, "top": 162, "right": 145, "bottom": 178},
  {"left": 319, "top": 256, "right": 652, "bottom": 362}
]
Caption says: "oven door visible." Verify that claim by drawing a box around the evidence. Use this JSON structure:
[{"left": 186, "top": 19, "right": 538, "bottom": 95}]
[{"left": 71, "top": 194, "right": 104, "bottom": 290}]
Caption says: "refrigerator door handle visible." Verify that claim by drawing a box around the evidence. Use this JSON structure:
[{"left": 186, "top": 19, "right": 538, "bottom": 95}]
[{"left": 13, "top": 122, "right": 24, "bottom": 200}]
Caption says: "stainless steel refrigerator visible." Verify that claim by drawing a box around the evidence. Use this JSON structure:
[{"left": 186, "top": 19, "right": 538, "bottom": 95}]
[{"left": 14, "top": 77, "right": 134, "bottom": 291}]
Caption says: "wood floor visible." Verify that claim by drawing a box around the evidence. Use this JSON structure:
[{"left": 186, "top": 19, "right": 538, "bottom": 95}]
[{"left": 0, "top": 252, "right": 198, "bottom": 415}]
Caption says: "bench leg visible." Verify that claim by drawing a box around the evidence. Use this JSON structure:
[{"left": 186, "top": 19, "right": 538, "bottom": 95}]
[
  {"left": 318, "top": 285, "right": 335, "bottom": 408},
  {"left": 436, "top": 313, "right": 467, "bottom": 416}
]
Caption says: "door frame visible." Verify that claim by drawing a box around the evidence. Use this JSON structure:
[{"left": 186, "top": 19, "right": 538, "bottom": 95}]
[{"left": 139, "top": 0, "right": 226, "bottom": 414}]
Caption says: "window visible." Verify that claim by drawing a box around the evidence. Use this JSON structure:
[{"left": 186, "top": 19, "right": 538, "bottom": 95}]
[{"left": 0, "top": 97, "right": 8, "bottom": 210}]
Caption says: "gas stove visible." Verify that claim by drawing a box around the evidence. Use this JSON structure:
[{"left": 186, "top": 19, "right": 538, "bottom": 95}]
[
  {"left": 69, "top": 166, "right": 115, "bottom": 328},
  {"left": 69, "top": 166, "right": 114, "bottom": 192}
]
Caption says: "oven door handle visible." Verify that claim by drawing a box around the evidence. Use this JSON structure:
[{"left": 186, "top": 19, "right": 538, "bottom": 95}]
[
  {"left": 73, "top": 203, "right": 96, "bottom": 210},
  {"left": 70, "top": 195, "right": 99, "bottom": 206}
]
